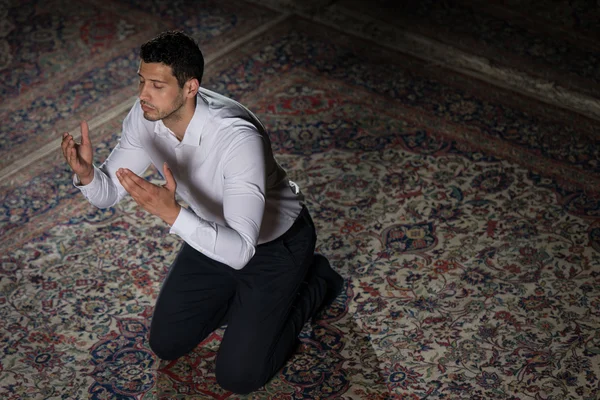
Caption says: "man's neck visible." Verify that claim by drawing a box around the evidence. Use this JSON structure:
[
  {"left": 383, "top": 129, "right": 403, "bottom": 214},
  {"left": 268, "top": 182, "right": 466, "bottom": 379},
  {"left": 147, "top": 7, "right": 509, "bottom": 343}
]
[{"left": 163, "top": 97, "right": 197, "bottom": 141}]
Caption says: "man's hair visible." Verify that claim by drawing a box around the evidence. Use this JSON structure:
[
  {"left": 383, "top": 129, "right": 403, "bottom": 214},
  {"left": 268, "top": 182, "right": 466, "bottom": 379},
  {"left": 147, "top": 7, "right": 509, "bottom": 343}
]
[{"left": 140, "top": 31, "right": 204, "bottom": 88}]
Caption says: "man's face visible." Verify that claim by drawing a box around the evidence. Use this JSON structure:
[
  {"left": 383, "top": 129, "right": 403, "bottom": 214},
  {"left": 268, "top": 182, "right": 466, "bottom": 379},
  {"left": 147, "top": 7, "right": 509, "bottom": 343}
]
[{"left": 137, "top": 61, "right": 184, "bottom": 122}]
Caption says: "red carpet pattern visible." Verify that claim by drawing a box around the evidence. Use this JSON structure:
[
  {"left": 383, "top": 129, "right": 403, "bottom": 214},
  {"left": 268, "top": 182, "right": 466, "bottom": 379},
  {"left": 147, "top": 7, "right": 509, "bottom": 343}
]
[{"left": 0, "top": 0, "right": 277, "bottom": 171}]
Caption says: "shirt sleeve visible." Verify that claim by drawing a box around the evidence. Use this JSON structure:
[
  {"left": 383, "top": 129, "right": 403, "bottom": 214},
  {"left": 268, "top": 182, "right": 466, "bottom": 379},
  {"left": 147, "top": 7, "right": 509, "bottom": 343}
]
[
  {"left": 169, "top": 130, "right": 267, "bottom": 270},
  {"left": 74, "top": 102, "right": 152, "bottom": 208}
]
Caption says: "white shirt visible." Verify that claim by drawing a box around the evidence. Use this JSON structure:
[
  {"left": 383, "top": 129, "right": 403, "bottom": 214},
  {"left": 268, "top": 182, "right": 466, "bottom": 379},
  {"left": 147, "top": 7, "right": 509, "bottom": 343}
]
[{"left": 76, "top": 88, "right": 303, "bottom": 270}]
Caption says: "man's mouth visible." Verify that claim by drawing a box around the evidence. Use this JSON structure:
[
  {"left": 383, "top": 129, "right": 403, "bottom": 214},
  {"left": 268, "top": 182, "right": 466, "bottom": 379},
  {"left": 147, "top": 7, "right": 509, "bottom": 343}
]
[{"left": 141, "top": 102, "right": 155, "bottom": 112}]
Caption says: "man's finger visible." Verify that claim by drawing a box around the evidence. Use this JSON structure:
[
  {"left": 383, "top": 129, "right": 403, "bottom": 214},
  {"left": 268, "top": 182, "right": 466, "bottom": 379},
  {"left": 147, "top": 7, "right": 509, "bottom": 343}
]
[
  {"left": 116, "top": 170, "right": 137, "bottom": 196},
  {"left": 80, "top": 121, "right": 91, "bottom": 146},
  {"left": 117, "top": 169, "right": 153, "bottom": 196},
  {"left": 65, "top": 139, "right": 75, "bottom": 160},
  {"left": 60, "top": 133, "right": 72, "bottom": 148},
  {"left": 162, "top": 162, "right": 177, "bottom": 192},
  {"left": 64, "top": 140, "right": 73, "bottom": 157},
  {"left": 121, "top": 169, "right": 152, "bottom": 189},
  {"left": 61, "top": 134, "right": 70, "bottom": 155},
  {"left": 68, "top": 147, "right": 77, "bottom": 165}
]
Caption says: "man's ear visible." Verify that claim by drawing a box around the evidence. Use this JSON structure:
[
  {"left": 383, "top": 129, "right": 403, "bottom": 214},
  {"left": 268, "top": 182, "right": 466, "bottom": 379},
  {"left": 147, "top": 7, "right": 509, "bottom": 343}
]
[{"left": 185, "top": 78, "right": 199, "bottom": 98}]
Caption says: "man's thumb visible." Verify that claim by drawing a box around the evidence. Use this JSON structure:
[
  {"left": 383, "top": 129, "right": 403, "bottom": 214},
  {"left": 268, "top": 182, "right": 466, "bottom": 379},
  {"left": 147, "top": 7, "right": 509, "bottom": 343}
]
[
  {"left": 163, "top": 162, "right": 177, "bottom": 191},
  {"left": 80, "top": 120, "right": 91, "bottom": 146}
]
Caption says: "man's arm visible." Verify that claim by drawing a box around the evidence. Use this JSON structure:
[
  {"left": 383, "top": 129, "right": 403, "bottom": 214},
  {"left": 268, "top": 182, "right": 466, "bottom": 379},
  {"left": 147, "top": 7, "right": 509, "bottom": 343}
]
[
  {"left": 170, "top": 132, "right": 267, "bottom": 270},
  {"left": 75, "top": 104, "right": 152, "bottom": 208}
]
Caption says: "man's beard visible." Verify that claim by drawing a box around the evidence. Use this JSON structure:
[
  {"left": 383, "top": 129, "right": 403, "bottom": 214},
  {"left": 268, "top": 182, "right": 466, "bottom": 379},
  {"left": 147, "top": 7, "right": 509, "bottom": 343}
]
[{"left": 142, "top": 92, "right": 185, "bottom": 122}]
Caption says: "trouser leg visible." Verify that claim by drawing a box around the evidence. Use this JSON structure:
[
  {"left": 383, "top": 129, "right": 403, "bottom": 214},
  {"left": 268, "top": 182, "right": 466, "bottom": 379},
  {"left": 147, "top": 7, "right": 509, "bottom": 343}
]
[
  {"left": 149, "top": 243, "right": 236, "bottom": 361},
  {"left": 215, "top": 208, "right": 328, "bottom": 394}
]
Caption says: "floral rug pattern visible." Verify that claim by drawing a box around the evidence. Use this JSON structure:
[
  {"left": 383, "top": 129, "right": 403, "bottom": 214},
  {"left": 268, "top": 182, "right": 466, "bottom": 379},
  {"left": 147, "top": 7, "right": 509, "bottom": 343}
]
[
  {"left": 2, "top": 2, "right": 600, "bottom": 400},
  {"left": 0, "top": 0, "right": 276, "bottom": 171}
]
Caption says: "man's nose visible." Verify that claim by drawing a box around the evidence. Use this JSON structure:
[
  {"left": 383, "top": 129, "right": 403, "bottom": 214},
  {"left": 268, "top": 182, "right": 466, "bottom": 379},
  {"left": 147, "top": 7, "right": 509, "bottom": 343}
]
[{"left": 139, "top": 84, "right": 150, "bottom": 101}]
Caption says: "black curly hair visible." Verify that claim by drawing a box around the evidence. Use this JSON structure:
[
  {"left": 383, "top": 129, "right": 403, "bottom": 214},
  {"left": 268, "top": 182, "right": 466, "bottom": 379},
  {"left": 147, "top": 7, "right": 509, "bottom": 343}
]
[{"left": 140, "top": 31, "right": 204, "bottom": 88}]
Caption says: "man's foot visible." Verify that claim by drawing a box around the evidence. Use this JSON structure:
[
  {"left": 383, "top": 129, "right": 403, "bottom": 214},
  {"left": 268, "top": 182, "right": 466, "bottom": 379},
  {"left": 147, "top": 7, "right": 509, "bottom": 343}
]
[{"left": 312, "top": 254, "right": 344, "bottom": 320}]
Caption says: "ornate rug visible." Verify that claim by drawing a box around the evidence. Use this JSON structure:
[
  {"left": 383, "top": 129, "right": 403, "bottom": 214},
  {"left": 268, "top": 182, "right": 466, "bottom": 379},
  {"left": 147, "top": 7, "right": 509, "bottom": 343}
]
[
  {"left": 2, "top": 4, "right": 600, "bottom": 400},
  {"left": 0, "top": 0, "right": 278, "bottom": 172}
]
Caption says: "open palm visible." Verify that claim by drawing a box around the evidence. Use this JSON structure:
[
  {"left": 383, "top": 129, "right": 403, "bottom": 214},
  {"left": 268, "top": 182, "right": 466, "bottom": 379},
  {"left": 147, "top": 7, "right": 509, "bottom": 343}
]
[{"left": 61, "top": 121, "right": 94, "bottom": 183}]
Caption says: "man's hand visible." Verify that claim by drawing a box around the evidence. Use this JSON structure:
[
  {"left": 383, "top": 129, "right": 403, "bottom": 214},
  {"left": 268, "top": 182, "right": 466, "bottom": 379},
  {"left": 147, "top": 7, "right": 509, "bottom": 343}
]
[
  {"left": 116, "top": 162, "right": 181, "bottom": 225},
  {"left": 61, "top": 121, "right": 94, "bottom": 185}
]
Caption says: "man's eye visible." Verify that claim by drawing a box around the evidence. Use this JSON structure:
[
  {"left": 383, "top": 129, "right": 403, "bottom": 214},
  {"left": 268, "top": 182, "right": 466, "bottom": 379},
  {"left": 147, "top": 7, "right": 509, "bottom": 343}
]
[{"left": 154, "top": 84, "right": 164, "bottom": 89}]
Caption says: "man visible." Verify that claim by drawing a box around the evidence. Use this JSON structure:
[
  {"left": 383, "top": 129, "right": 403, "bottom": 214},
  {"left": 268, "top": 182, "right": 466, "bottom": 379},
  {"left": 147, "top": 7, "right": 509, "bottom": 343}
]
[{"left": 61, "top": 31, "right": 343, "bottom": 394}]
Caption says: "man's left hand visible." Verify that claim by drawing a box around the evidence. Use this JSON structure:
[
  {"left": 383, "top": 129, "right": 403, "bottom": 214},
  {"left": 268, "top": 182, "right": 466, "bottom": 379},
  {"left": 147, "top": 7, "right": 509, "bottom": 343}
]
[{"left": 116, "top": 162, "right": 181, "bottom": 226}]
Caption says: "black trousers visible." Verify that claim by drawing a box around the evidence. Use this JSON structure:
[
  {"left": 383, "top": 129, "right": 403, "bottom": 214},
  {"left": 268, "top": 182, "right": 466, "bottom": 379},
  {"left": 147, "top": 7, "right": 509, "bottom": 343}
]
[{"left": 148, "top": 206, "right": 328, "bottom": 394}]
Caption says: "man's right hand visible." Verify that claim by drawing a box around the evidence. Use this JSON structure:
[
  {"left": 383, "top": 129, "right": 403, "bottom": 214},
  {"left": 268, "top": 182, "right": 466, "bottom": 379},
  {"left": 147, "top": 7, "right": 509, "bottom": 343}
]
[{"left": 61, "top": 121, "right": 94, "bottom": 185}]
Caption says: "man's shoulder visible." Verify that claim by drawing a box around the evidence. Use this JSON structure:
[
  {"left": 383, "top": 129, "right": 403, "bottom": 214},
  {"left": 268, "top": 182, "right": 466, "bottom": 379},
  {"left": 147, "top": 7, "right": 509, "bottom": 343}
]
[
  {"left": 201, "top": 89, "right": 246, "bottom": 117},
  {"left": 199, "top": 88, "right": 267, "bottom": 137}
]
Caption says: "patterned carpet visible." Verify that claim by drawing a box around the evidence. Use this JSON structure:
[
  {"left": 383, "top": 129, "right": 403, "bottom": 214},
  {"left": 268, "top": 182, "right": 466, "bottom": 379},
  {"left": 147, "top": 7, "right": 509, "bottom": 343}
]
[{"left": 1, "top": 0, "right": 600, "bottom": 399}]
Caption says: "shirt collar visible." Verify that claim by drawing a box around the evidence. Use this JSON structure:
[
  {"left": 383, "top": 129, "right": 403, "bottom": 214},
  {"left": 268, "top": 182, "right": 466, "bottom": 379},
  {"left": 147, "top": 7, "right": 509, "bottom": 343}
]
[{"left": 153, "top": 93, "right": 208, "bottom": 146}]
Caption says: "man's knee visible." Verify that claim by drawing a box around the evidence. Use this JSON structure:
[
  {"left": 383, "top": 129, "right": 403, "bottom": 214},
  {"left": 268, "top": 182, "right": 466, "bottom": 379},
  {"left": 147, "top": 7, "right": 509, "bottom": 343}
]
[
  {"left": 148, "top": 321, "right": 202, "bottom": 361},
  {"left": 148, "top": 332, "right": 182, "bottom": 361},
  {"left": 215, "top": 355, "right": 268, "bottom": 394}
]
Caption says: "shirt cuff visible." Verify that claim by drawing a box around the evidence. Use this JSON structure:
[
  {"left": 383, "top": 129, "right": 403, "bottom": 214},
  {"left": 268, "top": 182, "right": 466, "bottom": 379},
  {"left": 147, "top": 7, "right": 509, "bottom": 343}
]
[
  {"left": 73, "top": 165, "right": 100, "bottom": 192},
  {"left": 169, "top": 206, "right": 201, "bottom": 236},
  {"left": 169, "top": 207, "right": 229, "bottom": 265},
  {"left": 169, "top": 206, "right": 219, "bottom": 249}
]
